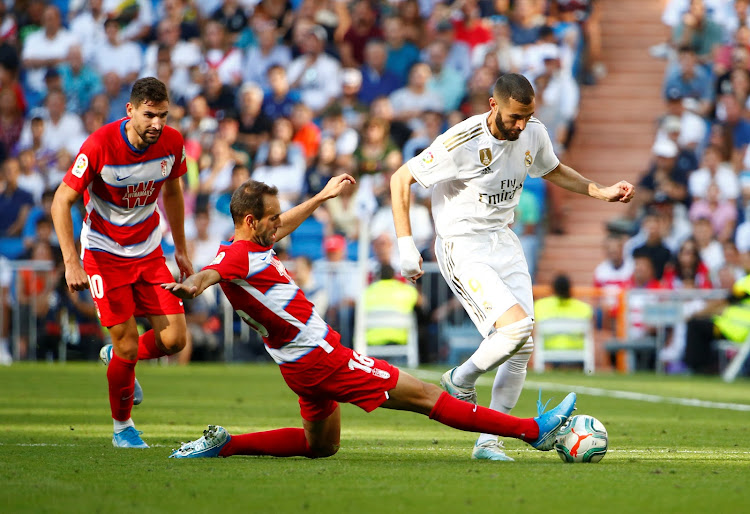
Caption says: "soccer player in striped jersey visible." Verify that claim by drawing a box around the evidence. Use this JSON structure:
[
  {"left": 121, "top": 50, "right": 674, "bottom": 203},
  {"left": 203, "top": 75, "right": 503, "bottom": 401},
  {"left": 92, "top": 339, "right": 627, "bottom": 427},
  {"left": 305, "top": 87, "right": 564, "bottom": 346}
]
[
  {"left": 391, "top": 73, "right": 635, "bottom": 461},
  {"left": 162, "top": 176, "right": 577, "bottom": 459},
  {"left": 51, "top": 78, "right": 193, "bottom": 448}
]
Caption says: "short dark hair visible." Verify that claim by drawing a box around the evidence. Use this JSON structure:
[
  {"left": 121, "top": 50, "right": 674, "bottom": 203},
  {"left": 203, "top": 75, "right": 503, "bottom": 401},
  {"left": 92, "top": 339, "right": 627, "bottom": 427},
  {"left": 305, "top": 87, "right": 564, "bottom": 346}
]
[
  {"left": 552, "top": 274, "right": 571, "bottom": 299},
  {"left": 493, "top": 73, "right": 535, "bottom": 105},
  {"left": 130, "top": 77, "right": 169, "bottom": 106},
  {"left": 229, "top": 180, "right": 279, "bottom": 225}
]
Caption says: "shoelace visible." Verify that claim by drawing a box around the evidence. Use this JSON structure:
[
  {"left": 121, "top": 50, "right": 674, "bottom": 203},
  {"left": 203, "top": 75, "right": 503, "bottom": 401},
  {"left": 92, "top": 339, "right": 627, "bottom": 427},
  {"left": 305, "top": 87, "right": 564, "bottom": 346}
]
[{"left": 536, "top": 389, "right": 552, "bottom": 417}]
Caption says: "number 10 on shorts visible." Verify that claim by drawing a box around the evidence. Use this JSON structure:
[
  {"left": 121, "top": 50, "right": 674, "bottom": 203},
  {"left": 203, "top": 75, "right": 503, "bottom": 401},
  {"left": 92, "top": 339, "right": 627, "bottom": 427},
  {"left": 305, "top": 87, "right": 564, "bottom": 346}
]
[{"left": 348, "top": 351, "right": 391, "bottom": 379}]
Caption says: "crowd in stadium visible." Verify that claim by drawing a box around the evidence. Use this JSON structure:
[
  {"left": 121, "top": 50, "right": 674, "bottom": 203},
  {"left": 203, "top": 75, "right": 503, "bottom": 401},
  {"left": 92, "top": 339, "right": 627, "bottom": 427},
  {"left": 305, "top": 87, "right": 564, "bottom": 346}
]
[{"left": 0, "top": 0, "right": 748, "bottom": 375}]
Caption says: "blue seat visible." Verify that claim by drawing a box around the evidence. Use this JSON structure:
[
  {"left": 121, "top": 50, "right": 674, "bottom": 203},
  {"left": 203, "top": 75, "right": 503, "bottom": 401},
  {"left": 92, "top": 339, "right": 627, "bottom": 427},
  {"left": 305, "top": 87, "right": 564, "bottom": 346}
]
[
  {"left": 289, "top": 218, "right": 325, "bottom": 260},
  {"left": 0, "top": 238, "right": 25, "bottom": 259}
]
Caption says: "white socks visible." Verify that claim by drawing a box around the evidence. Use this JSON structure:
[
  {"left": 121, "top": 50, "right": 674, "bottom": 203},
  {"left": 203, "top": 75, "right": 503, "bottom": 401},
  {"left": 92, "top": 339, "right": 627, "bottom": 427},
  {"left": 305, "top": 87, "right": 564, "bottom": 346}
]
[
  {"left": 476, "top": 338, "right": 533, "bottom": 446},
  {"left": 113, "top": 418, "right": 135, "bottom": 434},
  {"left": 452, "top": 317, "right": 534, "bottom": 388}
]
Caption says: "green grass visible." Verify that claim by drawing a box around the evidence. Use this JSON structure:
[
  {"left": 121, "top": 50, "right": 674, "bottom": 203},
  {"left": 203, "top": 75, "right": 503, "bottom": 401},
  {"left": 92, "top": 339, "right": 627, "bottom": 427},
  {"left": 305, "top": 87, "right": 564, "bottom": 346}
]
[{"left": 1, "top": 363, "right": 749, "bottom": 514}]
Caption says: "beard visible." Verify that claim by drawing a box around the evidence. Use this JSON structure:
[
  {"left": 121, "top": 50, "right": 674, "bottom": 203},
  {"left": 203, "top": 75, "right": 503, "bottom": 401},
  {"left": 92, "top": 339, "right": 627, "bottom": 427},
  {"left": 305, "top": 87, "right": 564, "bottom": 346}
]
[
  {"left": 137, "top": 127, "right": 162, "bottom": 145},
  {"left": 494, "top": 111, "right": 522, "bottom": 141}
]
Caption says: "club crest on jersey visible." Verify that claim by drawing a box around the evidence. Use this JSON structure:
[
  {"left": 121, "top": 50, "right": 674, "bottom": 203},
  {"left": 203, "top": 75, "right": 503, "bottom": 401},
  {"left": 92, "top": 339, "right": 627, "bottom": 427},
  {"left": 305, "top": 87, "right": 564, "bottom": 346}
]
[
  {"left": 524, "top": 150, "right": 533, "bottom": 168},
  {"left": 161, "top": 159, "right": 168, "bottom": 176},
  {"left": 210, "top": 252, "right": 225, "bottom": 265},
  {"left": 479, "top": 148, "right": 492, "bottom": 166},
  {"left": 72, "top": 154, "right": 88, "bottom": 178}
]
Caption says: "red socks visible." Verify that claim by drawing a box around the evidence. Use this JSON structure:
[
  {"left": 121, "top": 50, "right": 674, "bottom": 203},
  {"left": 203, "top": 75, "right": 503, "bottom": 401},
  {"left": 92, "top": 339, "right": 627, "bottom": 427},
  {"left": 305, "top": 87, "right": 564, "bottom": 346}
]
[
  {"left": 107, "top": 353, "right": 136, "bottom": 421},
  {"left": 219, "top": 428, "right": 316, "bottom": 458},
  {"left": 137, "top": 330, "right": 166, "bottom": 360},
  {"left": 429, "top": 392, "right": 539, "bottom": 442}
]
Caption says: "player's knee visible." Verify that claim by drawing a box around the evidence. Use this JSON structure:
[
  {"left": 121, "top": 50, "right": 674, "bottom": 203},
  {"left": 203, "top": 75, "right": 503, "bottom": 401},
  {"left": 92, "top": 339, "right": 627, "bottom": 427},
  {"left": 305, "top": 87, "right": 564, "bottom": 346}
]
[
  {"left": 309, "top": 443, "right": 339, "bottom": 458},
  {"left": 157, "top": 332, "right": 187, "bottom": 355},
  {"left": 472, "top": 316, "right": 534, "bottom": 371}
]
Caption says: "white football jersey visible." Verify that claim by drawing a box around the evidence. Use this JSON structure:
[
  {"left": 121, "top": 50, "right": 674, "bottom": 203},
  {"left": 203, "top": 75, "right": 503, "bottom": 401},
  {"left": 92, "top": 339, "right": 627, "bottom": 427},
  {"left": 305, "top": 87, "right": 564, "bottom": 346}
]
[{"left": 407, "top": 112, "right": 559, "bottom": 239}]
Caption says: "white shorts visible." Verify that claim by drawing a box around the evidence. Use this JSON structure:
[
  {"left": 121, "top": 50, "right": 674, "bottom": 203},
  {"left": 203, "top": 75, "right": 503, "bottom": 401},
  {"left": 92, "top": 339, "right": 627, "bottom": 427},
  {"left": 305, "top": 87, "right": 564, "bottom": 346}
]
[{"left": 435, "top": 230, "right": 534, "bottom": 338}]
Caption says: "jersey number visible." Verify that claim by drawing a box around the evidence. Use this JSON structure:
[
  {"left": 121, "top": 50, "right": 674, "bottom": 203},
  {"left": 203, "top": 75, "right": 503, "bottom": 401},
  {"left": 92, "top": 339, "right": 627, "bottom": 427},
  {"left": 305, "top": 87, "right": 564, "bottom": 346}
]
[
  {"left": 88, "top": 275, "right": 104, "bottom": 299},
  {"left": 236, "top": 309, "right": 270, "bottom": 337}
]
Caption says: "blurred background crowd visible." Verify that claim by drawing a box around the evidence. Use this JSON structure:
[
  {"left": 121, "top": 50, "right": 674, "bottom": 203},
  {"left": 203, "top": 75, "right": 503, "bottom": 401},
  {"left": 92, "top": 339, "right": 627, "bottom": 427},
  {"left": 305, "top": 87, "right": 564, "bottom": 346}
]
[{"left": 0, "top": 0, "right": 747, "bottom": 378}]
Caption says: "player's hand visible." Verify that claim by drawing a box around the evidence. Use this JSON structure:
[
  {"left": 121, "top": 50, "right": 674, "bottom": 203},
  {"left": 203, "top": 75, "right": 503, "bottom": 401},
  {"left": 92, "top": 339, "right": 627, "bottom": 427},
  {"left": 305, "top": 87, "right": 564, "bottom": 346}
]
[
  {"left": 600, "top": 181, "right": 635, "bottom": 203},
  {"left": 161, "top": 282, "right": 198, "bottom": 299},
  {"left": 174, "top": 250, "right": 194, "bottom": 282},
  {"left": 397, "top": 236, "right": 424, "bottom": 283},
  {"left": 64, "top": 261, "right": 89, "bottom": 293},
  {"left": 319, "top": 173, "right": 356, "bottom": 201}
]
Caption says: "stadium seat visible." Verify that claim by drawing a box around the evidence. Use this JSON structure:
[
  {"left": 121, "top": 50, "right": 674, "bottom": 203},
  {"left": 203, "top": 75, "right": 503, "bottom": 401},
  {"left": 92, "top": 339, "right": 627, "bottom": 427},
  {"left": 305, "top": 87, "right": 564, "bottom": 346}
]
[
  {"left": 364, "top": 309, "right": 419, "bottom": 368},
  {"left": 719, "top": 336, "right": 750, "bottom": 382},
  {"left": 0, "top": 238, "right": 25, "bottom": 260},
  {"left": 289, "top": 218, "right": 325, "bottom": 260},
  {"left": 441, "top": 323, "right": 482, "bottom": 365},
  {"left": 533, "top": 318, "right": 595, "bottom": 374}
]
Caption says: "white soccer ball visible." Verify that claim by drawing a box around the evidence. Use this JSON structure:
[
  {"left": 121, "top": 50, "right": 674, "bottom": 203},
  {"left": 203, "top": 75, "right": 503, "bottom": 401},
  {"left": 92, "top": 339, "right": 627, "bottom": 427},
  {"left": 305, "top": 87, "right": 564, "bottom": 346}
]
[{"left": 554, "top": 415, "right": 608, "bottom": 463}]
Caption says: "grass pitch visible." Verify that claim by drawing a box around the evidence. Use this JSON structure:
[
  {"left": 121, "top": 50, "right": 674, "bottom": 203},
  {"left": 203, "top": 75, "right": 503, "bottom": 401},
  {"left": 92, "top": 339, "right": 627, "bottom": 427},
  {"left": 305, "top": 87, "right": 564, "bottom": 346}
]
[{"left": 1, "top": 363, "right": 748, "bottom": 514}]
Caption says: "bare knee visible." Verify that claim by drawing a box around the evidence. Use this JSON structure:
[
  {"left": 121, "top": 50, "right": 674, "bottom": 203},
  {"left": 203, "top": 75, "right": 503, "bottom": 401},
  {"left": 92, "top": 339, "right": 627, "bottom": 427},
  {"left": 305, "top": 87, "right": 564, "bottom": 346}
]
[
  {"left": 156, "top": 331, "right": 187, "bottom": 355},
  {"left": 308, "top": 443, "right": 340, "bottom": 459}
]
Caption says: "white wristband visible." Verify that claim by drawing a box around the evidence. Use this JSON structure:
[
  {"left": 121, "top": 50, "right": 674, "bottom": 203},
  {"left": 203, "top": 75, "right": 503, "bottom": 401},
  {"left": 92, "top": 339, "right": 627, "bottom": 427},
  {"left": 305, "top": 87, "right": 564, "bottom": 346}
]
[{"left": 397, "top": 236, "right": 422, "bottom": 278}]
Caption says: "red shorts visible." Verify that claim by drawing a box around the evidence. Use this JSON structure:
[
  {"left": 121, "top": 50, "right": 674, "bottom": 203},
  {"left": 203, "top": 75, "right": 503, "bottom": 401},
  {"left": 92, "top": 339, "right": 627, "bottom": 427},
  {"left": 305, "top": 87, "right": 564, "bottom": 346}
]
[
  {"left": 280, "top": 345, "right": 400, "bottom": 422},
  {"left": 83, "top": 249, "right": 184, "bottom": 327}
]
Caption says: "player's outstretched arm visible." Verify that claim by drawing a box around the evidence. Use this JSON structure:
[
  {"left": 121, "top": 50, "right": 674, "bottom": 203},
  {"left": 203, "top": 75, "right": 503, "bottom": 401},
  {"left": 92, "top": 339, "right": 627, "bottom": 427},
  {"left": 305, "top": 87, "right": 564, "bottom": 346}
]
[
  {"left": 276, "top": 173, "right": 356, "bottom": 241},
  {"left": 543, "top": 163, "right": 635, "bottom": 203},
  {"left": 51, "top": 183, "right": 89, "bottom": 293},
  {"left": 161, "top": 269, "right": 222, "bottom": 300},
  {"left": 390, "top": 164, "right": 423, "bottom": 282}
]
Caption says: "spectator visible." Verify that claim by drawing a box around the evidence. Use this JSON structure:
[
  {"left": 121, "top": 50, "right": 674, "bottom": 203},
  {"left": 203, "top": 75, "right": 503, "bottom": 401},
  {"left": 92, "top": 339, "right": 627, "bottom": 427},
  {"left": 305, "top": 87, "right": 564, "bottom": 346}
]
[
  {"left": 0, "top": 157, "right": 33, "bottom": 240},
  {"left": 509, "top": 0, "right": 545, "bottom": 45},
  {"left": 290, "top": 102, "right": 321, "bottom": 162},
  {"left": 688, "top": 144, "right": 739, "bottom": 201},
  {"left": 68, "top": 0, "right": 107, "bottom": 64},
  {"left": 159, "top": 0, "right": 200, "bottom": 42},
  {"left": 211, "top": 0, "right": 248, "bottom": 37},
  {"left": 58, "top": 45, "right": 102, "bottom": 115},
  {"left": 717, "top": 93, "right": 750, "bottom": 167},
  {"left": 512, "top": 187, "right": 542, "bottom": 279},
  {"left": 685, "top": 273, "right": 750, "bottom": 374},
  {"left": 286, "top": 24, "right": 341, "bottom": 115},
  {"left": 16, "top": 148, "right": 44, "bottom": 203},
  {"left": 243, "top": 19, "right": 292, "bottom": 90},
  {"left": 359, "top": 39, "right": 401, "bottom": 106},
  {"left": 672, "top": 0, "right": 723, "bottom": 64},
  {"left": 321, "top": 105, "right": 358, "bottom": 162},
  {"left": 396, "top": 0, "right": 426, "bottom": 45},
  {"left": 369, "top": 95, "right": 412, "bottom": 149},
  {"left": 689, "top": 183, "right": 738, "bottom": 242},
  {"left": 293, "top": 255, "right": 328, "bottom": 315},
  {"left": 532, "top": 48, "right": 580, "bottom": 154},
  {"left": 21, "top": 5, "right": 77, "bottom": 97},
  {"left": 21, "top": 90, "right": 85, "bottom": 154},
  {"left": 389, "top": 62, "right": 444, "bottom": 132},
  {"left": 636, "top": 138, "right": 689, "bottom": 210},
  {"left": 326, "top": 169, "right": 361, "bottom": 240},
  {"left": 237, "top": 82, "right": 272, "bottom": 157},
  {"left": 142, "top": 19, "right": 201, "bottom": 96},
  {"left": 262, "top": 64, "right": 300, "bottom": 121},
  {"left": 693, "top": 215, "right": 726, "bottom": 275},
  {"left": 0, "top": 86, "right": 23, "bottom": 156},
  {"left": 181, "top": 94, "right": 218, "bottom": 152},
  {"left": 632, "top": 210, "right": 673, "bottom": 280},
  {"left": 626, "top": 248, "right": 667, "bottom": 340},
  {"left": 370, "top": 233, "right": 400, "bottom": 281},
  {"left": 199, "top": 137, "right": 235, "bottom": 197},
  {"left": 251, "top": 139, "right": 305, "bottom": 210},
  {"left": 0, "top": 1, "right": 17, "bottom": 47},
  {"left": 103, "top": 0, "right": 154, "bottom": 43},
  {"left": 22, "top": 189, "right": 82, "bottom": 251},
  {"left": 94, "top": 18, "right": 142, "bottom": 84},
  {"left": 203, "top": 20, "right": 243, "bottom": 87},
  {"left": 383, "top": 16, "right": 420, "bottom": 86},
  {"left": 403, "top": 110, "right": 445, "bottom": 161},
  {"left": 594, "top": 231, "right": 634, "bottom": 328},
  {"left": 452, "top": 0, "right": 493, "bottom": 49},
  {"left": 339, "top": 0, "right": 382, "bottom": 68},
  {"left": 663, "top": 87, "right": 706, "bottom": 152},
  {"left": 432, "top": 19, "right": 473, "bottom": 82},
  {"left": 335, "top": 67, "right": 368, "bottom": 130},
  {"left": 663, "top": 46, "right": 714, "bottom": 117},
  {"left": 354, "top": 116, "right": 399, "bottom": 177},
  {"left": 662, "top": 237, "right": 713, "bottom": 289},
  {"left": 216, "top": 110, "right": 250, "bottom": 168},
  {"left": 315, "top": 234, "right": 359, "bottom": 342},
  {"left": 201, "top": 69, "right": 236, "bottom": 118},
  {"left": 424, "top": 40, "right": 466, "bottom": 112},
  {"left": 100, "top": 72, "right": 130, "bottom": 123}
]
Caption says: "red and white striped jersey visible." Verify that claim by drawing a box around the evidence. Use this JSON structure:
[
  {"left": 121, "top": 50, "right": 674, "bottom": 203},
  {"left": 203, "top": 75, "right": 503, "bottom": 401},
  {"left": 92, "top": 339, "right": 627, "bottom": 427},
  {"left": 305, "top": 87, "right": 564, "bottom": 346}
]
[
  {"left": 63, "top": 118, "right": 187, "bottom": 259},
  {"left": 204, "top": 239, "right": 341, "bottom": 365}
]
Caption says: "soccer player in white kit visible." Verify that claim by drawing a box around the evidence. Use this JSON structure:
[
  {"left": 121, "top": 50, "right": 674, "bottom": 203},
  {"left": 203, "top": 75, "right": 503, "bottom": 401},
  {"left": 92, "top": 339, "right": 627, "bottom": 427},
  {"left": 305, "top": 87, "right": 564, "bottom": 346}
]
[{"left": 390, "top": 73, "right": 635, "bottom": 461}]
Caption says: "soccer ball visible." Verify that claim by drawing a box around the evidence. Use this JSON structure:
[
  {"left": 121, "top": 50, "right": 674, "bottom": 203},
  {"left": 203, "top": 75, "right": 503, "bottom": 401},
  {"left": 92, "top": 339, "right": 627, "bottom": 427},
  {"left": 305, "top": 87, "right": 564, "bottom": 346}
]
[{"left": 554, "top": 415, "right": 608, "bottom": 463}]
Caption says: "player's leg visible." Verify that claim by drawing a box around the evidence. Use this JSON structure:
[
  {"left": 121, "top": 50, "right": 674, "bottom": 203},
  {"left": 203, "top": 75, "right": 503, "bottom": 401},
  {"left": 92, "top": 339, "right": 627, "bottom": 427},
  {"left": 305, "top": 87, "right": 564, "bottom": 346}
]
[
  {"left": 171, "top": 404, "right": 342, "bottom": 459},
  {"left": 106, "top": 313, "right": 148, "bottom": 448},
  {"left": 135, "top": 263, "right": 188, "bottom": 360},
  {"left": 145, "top": 313, "right": 188, "bottom": 357},
  {"left": 381, "top": 370, "right": 575, "bottom": 450}
]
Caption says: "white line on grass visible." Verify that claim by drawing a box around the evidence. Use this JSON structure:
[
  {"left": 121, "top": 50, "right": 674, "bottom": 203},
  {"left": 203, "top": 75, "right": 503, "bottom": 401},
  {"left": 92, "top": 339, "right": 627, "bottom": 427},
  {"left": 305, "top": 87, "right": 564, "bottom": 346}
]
[
  {"left": 0, "top": 443, "right": 169, "bottom": 447},
  {"left": 409, "top": 370, "right": 750, "bottom": 412}
]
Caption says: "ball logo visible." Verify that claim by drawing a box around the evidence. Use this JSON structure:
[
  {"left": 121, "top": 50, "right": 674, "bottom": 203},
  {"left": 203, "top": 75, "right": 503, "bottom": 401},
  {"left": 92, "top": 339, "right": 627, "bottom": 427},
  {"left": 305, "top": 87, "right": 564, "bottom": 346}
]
[
  {"left": 72, "top": 154, "right": 88, "bottom": 178},
  {"left": 479, "top": 148, "right": 492, "bottom": 166},
  {"left": 524, "top": 150, "right": 533, "bottom": 168}
]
